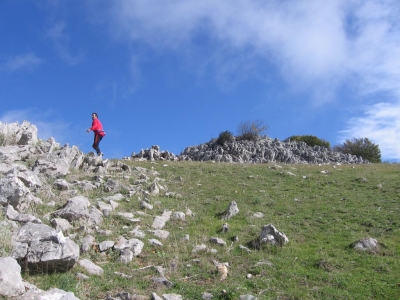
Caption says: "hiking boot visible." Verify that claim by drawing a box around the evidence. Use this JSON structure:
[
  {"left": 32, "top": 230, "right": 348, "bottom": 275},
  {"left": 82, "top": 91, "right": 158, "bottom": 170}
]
[{"left": 98, "top": 152, "right": 103, "bottom": 157}]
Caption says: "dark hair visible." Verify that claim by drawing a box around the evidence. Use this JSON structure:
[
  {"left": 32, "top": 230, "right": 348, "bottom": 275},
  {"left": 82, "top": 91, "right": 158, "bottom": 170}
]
[{"left": 92, "top": 112, "right": 98, "bottom": 117}]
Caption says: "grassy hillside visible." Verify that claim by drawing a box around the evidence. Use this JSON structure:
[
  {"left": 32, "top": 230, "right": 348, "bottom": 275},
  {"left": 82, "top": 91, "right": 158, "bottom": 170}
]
[{"left": 4, "top": 161, "right": 400, "bottom": 299}]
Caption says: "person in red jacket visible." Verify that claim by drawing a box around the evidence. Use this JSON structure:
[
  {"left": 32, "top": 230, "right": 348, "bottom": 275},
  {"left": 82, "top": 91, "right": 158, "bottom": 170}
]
[{"left": 87, "top": 112, "right": 105, "bottom": 156}]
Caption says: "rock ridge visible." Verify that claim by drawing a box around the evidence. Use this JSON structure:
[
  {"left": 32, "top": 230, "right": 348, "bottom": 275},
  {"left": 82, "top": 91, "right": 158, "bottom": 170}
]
[{"left": 131, "top": 137, "right": 368, "bottom": 164}]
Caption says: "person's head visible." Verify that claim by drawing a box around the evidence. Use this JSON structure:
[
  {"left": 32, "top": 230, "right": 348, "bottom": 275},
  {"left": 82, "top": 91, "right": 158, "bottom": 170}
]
[{"left": 92, "top": 113, "right": 98, "bottom": 119}]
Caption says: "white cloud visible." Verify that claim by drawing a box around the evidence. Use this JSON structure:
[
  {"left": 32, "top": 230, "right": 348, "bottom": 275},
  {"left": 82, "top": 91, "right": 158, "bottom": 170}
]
[
  {"left": 339, "top": 102, "right": 400, "bottom": 161},
  {"left": 46, "top": 22, "right": 84, "bottom": 65},
  {"left": 1, "top": 53, "right": 42, "bottom": 71},
  {"left": 98, "top": 0, "right": 400, "bottom": 159},
  {"left": 105, "top": 1, "right": 400, "bottom": 99},
  {"left": 0, "top": 109, "right": 71, "bottom": 144}
]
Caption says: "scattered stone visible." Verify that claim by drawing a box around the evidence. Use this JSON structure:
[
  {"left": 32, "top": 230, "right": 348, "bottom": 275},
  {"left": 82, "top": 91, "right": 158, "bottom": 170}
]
[
  {"left": 97, "top": 229, "right": 112, "bottom": 236},
  {"left": 353, "top": 237, "right": 380, "bottom": 253},
  {"left": 117, "top": 248, "right": 134, "bottom": 264},
  {"left": 81, "top": 235, "right": 96, "bottom": 252},
  {"left": 171, "top": 211, "right": 185, "bottom": 221},
  {"left": 210, "top": 237, "right": 227, "bottom": 246},
  {"left": 0, "top": 257, "right": 25, "bottom": 297},
  {"left": 104, "top": 194, "right": 125, "bottom": 201},
  {"left": 192, "top": 244, "right": 207, "bottom": 253},
  {"left": 50, "top": 218, "right": 73, "bottom": 231},
  {"left": 239, "top": 245, "right": 251, "bottom": 253},
  {"left": 53, "top": 178, "right": 70, "bottom": 190},
  {"left": 152, "top": 210, "right": 172, "bottom": 229},
  {"left": 76, "top": 273, "right": 89, "bottom": 280},
  {"left": 3, "top": 205, "right": 41, "bottom": 223},
  {"left": 140, "top": 200, "right": 154, "bottom": 210},
  {"left": 221, "top": 201, "right": 239, "bottom": 220},
  {"left": 149, "top": 229, "right": 170, "bottom": 239},
  {"left": 0, "top": 175, "right": 32, "bottom": 211},
  {"left": 213, "top": 260, "right": 229, "bottom": 280},
  {"left": 99, "top": 240, "right": 115, "bottom": 252},
  {"left": 55, "top": 195, "right": 103, "bottom": 226},
  {"left": 240, "top": 295, "right": 258, "bottom": 300},
  {"left": 253, "top": 212, "right": 264, "bottom": 218},
  {"left": 256, "top": 260, "right": 273, "bottom": 266},
  {"left": 97, "top": 201, "right": 113, "bottom": 216},
  {"left": 18, "top": 287, "right": 80, "bottom": 300},
  {"left": 162, "top": 294, "right": 183, "bottom": 300},
  {"left": 259, "top": 224, "right": 289, "bottom": 247},
  {"left": 78, "top": 259, "right": 104, "bottom": 276},
  {"left": 11, "top": 222, "right": 80, "bottom": 273},
  {"left": 151, "top": 277, "right": 174, "bottom": 288},
  {"left": 129, "top": 226, "right": 146, "bottom": 238}
]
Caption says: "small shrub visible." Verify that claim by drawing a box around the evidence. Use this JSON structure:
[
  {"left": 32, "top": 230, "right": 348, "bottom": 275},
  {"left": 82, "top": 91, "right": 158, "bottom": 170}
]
[
  {"left": 215, "top": 130, "right": 235, "bottom": 146},
  {"left": 0, "top": 219, "right": 13, "bottom": 256},
  {"left": 236, "top": 132, "right": 259, "bottom": 142},
  {"left": 333, "top": 137, "right": 381, "bottom": 163},
  {"left": 0, "top": 132, "right": 17, "bottom": 146},
  {"left": 284, "top": 135, "right": 330, "bottom": 148},
  {"left": 237, "top": 120, "right": 268, "bottom": 141}
]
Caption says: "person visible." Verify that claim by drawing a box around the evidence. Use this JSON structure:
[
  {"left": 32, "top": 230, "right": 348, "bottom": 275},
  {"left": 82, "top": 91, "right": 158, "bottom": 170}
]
[{"left": 87, "top": 112, "right": 105, "bottom": 156}]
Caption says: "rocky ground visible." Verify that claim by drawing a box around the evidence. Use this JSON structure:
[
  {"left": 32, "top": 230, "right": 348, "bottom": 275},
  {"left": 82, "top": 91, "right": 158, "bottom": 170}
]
[{"left": 0, "top": 121, "right": 378, "bottom": 300}]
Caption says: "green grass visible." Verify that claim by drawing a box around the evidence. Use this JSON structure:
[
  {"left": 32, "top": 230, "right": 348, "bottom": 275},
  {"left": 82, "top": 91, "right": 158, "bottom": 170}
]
[{"left": 17, "top": 162, "right": 400, "bottom": 299}]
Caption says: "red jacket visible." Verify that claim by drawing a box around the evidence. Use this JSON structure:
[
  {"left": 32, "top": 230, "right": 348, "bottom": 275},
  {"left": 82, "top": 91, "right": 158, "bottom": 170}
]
[{"left": 90, "top": 119, "right": 105, "bottom": 136}]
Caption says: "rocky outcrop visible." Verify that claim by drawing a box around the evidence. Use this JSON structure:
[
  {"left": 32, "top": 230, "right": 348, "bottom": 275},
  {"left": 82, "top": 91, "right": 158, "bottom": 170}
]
[
  {"left": 131, "top": 145, "right": 177, "bottom": 161},
  {"left": 129, "top": 137, "right": 368, "bottom": 164},
  {"left": 177, "top": 137, "right": 367, "bottom": 164},
  {"left": 0, "top": 121, "right": 38, "bottom": 146}
]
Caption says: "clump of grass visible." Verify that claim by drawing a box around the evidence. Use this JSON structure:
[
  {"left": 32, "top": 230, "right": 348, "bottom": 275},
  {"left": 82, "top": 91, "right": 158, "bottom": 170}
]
[{"left": 0, "top": 215, "right": 14, "bottom": 257}]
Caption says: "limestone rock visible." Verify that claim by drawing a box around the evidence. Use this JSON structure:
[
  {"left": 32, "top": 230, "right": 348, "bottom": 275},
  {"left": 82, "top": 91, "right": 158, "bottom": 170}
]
[
  {"left": 152, "top": 210, "right": 172, "bottom": 229},
  {"left": 53, "top": 178, "right": 70, "bottom": 191},
  {"left": 11, "top": 222, "right": 79, "bottom": 273},
  {"left": 55, "top": 196, "right": 103, "bottom": 226},
  {"left": 353, "top": 237, "right": 380, "bottom": 253},
  {"left": 17, "top": 287, "right": 80, "bottom": 300},
  {"left": 0, "top": 175, "right": 31, "bottom": 211},
  {"left": 50, "top": 218, "right": 73, "bottom": 231},
  {"left": 221, "top": 201, "right": 239, "bottom": 220},
  {"left": 259, "top": 224, "right": 289, "bottom": 247},
  {"left": 78, "top": 259, "right": 104, "bottom": 276},
  {"left": 0, "top": 257, "right": 25, "bottom": 297}
]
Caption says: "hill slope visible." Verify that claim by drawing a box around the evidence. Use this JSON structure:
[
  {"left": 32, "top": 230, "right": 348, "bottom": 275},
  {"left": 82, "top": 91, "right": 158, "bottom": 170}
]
[{"left": 0, "top": 122, "right": 399, "bottom": 299}]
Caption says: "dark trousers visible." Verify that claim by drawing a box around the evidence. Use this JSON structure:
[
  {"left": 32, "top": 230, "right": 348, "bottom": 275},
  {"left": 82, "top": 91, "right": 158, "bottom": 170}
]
[{"left": 92, "top": 134, "right": 103, "bottom": 155}]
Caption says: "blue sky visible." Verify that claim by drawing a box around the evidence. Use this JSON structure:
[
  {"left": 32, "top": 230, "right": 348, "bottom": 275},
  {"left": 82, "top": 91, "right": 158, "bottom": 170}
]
[{"left": 1, "top": 0, "right": 400, "bottom": 161}]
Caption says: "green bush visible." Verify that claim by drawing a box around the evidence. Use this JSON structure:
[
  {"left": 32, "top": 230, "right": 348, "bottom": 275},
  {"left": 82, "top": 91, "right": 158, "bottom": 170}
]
[
  {"left": 236, "top": 132, "right": 259, "bottom": 141},
  {"left": 284, "top": 135, "right": 330, "bottom": 148},
  {"left": 333, "top": 137, "right": 381, "bottom": 163},
  {"left": 215, "top": 130, "right": 235, "bottom": 146}
]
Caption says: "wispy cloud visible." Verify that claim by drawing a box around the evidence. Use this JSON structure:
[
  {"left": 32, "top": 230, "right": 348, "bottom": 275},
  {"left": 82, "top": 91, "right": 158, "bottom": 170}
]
[
  {"left": 0, "top": 109, "right": 71, "bottom": 145},
  {"left": 46, "top": 21, "right": 84, "bottom": 65},
  {"left": 340, "top": 102, "right": 400, "bottom": 161},
  {"left": 100, "top": 0, "right": 400, "bottom": 160},
  {"left": 0, "top": 53, "right": 42, "bottom": 71},
  {"left": 105, "top": 1, "right": 399, "bottom": 100}
]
